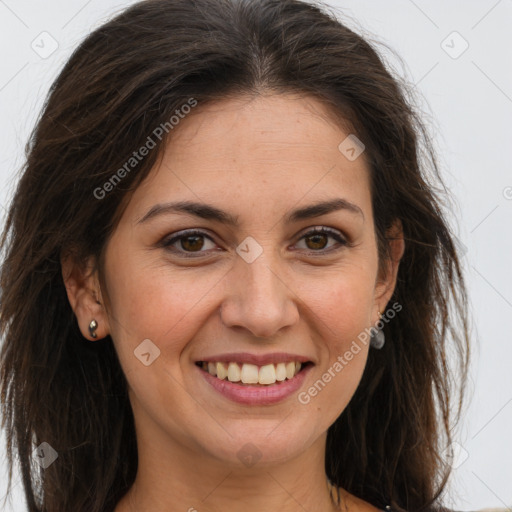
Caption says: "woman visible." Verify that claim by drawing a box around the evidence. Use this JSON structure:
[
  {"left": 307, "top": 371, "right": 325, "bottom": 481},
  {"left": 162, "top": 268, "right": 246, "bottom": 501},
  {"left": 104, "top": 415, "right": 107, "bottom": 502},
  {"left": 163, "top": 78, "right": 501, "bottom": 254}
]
[{"left": 0, "top": 0, "right": 470, "bottom": 511}]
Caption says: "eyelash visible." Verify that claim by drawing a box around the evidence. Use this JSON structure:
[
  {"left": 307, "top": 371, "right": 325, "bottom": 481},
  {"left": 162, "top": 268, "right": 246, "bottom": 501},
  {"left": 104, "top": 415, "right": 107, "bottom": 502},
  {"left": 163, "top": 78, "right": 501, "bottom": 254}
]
[{"left": 160, "top": 227, "right": 348, "bottom": 258}]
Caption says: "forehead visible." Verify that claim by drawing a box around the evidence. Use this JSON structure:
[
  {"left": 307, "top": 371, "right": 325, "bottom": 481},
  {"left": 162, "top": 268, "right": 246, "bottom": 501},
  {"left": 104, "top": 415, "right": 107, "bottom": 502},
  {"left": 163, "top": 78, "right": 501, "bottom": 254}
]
[{"left": 125, "top": 93, "right": 372, "bottom": 222}]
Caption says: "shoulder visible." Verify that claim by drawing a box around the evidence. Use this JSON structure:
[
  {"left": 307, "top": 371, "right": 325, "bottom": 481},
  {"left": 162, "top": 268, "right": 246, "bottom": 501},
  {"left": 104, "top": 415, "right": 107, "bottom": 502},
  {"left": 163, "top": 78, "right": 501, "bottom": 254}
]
[
  {"left": 452, "top": 509, "right": 511, "bottom": 512},
  {"left": 335, "top": 488, "right": 385, "bottom": 512},
  {"left": 386, "top": 506, "right": 511, "bottom": 512}
]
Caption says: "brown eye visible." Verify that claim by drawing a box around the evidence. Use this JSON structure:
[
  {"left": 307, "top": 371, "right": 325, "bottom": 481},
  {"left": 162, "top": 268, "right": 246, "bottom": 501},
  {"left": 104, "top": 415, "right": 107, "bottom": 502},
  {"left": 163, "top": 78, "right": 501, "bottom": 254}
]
[
  {"left": 296, "top": 227, "right": 347, "bottom": 254},
  {"left": 180, "top": 234, "right": 206, "bottom": 252},
  {"left": 162, "top": 230, "right": 217, "bottom": 257},
  {"left": 161, "top": 226, "right": 347, "bottom": 259},
  {"left": 304, "top": 232, "right": 329, "bottom": 250}
]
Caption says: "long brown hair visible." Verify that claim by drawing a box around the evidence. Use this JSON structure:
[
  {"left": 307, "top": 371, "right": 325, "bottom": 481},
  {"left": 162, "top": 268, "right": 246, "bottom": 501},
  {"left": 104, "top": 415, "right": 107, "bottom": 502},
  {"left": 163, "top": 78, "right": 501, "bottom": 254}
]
[{"left": 0, "top": 1, "right": 470, "bottom": 511}]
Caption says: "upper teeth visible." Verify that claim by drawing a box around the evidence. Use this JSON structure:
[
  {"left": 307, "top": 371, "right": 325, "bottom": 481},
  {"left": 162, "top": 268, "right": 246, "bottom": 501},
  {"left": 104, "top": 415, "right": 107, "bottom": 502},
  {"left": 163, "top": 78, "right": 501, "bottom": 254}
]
[{"left": 202, "top": 361, "right": 302, "bottom": 385}]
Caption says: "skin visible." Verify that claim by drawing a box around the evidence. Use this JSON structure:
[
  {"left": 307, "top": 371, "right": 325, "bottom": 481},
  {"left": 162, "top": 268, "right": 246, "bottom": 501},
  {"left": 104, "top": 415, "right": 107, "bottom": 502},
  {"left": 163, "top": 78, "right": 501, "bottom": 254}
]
[{"left": 62, "top": 92, "right": 404, "bottom": 512}]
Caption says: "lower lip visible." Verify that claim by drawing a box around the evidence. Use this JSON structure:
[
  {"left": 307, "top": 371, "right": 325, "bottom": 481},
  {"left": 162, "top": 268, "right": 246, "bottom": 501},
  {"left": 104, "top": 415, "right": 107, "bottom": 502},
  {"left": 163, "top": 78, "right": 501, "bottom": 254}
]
[{"left": 197, "top": 364, "right": 312, "bottom": 405}]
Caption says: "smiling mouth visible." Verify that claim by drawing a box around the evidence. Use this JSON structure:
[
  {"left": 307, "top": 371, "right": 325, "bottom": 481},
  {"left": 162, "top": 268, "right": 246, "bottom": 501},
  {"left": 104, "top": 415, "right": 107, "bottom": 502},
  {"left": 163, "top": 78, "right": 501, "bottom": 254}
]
[{"left": 195, "top": 361, "right": 313, "bottom": 386}]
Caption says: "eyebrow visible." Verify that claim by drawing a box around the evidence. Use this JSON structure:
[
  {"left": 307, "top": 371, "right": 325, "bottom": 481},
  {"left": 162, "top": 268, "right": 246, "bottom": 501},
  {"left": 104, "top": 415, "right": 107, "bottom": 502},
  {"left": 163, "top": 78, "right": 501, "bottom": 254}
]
[{"left": 136, "top": 198, "right": 364, "bottom": 226}]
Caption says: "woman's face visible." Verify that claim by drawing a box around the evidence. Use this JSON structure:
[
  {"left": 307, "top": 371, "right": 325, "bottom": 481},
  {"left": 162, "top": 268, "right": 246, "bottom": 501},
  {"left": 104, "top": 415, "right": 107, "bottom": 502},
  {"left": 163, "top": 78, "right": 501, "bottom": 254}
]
[{"left": 95, "top": 93, "right": 401, "bottom": 467}]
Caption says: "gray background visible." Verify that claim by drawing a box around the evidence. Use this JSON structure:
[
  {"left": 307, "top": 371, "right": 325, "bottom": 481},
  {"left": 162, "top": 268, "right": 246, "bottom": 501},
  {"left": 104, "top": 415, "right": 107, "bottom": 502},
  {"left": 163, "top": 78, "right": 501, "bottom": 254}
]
[{"left": 0, "top": 1, "right": 511, "bottom": 510}]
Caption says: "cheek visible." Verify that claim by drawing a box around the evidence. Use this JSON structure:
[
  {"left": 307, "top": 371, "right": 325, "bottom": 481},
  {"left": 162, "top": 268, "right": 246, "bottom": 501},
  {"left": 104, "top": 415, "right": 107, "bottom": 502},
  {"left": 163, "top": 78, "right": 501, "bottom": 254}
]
[
  {"left": 104, "top": 249, "right": 222, "bottom": 365},
  {"left": 103, "top": 251, "right": 213, "bottom": 421},
  {"left": 304, "top": 266, "right": 376, "bottom": 350},
  {"left": 301, "top": 275, "right": 373, "bottom": 423}
]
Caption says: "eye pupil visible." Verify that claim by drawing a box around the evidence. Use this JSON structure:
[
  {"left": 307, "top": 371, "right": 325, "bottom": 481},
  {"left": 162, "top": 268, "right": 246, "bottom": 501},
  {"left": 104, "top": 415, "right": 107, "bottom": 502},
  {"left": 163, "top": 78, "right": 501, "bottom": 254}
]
[
  {"left": 164, "top": 227, "right": 345, "bottom": 258},
  {"left": 181, "top": 235, "right": 204, "bottom": 252},
  {"left": 306, "top": 233, "right": 328, "bottom": 250}
]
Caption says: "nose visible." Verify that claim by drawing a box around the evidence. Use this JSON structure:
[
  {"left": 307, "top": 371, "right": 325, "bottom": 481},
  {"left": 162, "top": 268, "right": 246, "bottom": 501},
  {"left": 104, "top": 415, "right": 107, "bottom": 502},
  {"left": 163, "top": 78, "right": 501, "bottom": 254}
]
[{"left": 219, "top": 251, "right": 300, "bottom": 339}]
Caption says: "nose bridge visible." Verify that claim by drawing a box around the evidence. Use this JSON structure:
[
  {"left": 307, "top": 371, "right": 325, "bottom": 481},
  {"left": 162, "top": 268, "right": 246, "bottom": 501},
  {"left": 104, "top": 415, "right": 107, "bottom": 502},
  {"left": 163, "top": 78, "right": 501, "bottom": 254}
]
[
  {"left": 243, "top": 254, "right": 284, "bottom": 306},
  {"left": 220, "top": 242, "right": 299, "bottom": 338}
]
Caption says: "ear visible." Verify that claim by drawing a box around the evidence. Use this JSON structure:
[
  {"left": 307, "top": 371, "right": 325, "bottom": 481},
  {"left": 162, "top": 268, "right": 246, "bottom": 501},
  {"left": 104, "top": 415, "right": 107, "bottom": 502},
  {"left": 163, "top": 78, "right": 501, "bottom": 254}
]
[
  {"left": 373, "top": 219, "right": 405, "bottom": 320},
  {"left": 61, "top": 251, "right": 110, "bottom": 341}
]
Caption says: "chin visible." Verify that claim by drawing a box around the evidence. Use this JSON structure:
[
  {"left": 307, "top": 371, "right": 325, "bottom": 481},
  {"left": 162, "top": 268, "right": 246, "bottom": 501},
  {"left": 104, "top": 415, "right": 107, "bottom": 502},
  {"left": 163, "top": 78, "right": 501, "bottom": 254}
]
[{"left": 193, "top": 419, "right": 319, "bottom": 469}]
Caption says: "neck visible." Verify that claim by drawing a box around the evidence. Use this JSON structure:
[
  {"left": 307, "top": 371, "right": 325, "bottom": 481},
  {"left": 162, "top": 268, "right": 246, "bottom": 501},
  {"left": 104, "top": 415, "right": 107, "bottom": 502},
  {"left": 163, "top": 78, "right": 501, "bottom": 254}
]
[{"left": 115, "top": 405, "right": 341, "bottom": 512}]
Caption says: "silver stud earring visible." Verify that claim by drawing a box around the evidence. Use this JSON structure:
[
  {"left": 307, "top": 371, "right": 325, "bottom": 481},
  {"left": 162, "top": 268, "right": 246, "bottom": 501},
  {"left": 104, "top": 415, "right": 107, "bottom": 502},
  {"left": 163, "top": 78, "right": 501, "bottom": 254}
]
[
  {"left": 370, "top": 311, "right": 385, "bottom": 349},
  {"left": 88, "top": 319, "right": 98, "bottom": 339}
]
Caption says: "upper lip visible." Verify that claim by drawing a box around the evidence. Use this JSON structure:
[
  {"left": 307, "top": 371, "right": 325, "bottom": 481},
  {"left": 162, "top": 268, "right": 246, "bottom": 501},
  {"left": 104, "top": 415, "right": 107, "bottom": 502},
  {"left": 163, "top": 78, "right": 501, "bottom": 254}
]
[{"left": 195, "top": 352, "right": 313, "bottom": 366}]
